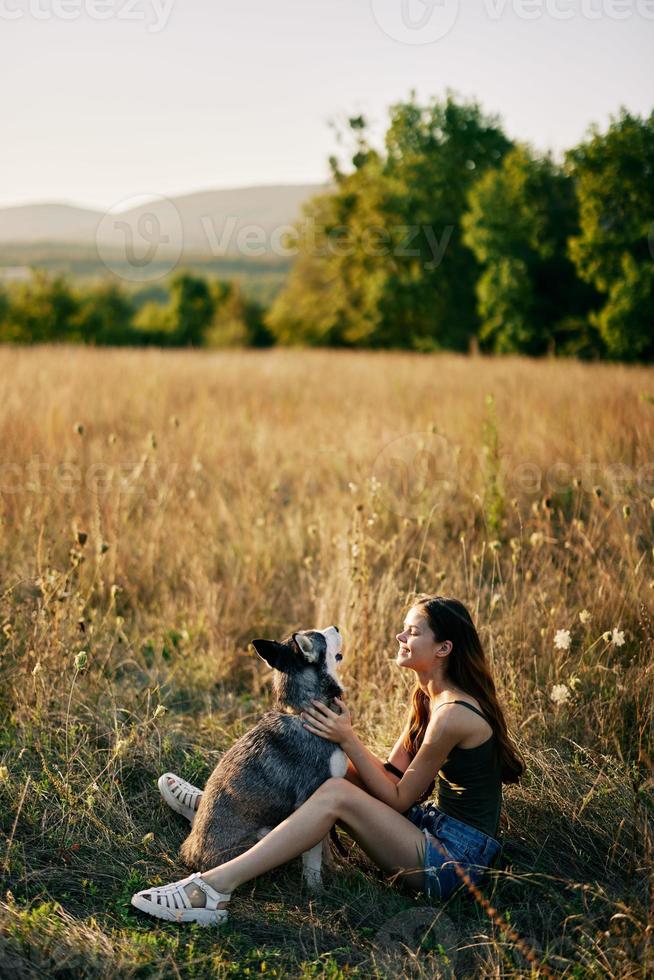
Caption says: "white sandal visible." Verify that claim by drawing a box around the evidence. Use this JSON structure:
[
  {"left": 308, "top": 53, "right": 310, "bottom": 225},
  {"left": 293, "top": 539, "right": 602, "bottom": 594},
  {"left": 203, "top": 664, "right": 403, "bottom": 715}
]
[
  {"left": 158, "top": 772, "right": 203, "bottom": 825},
  {"left": 131, "top": 871, "right": 231, "bottom": 926}
]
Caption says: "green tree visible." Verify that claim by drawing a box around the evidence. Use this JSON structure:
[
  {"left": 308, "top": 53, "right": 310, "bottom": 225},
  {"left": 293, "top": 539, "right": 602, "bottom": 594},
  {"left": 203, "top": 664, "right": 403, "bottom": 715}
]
[
  {"left": 168, "top": 272, "right": 215, "bottom": 346},
  {"left": 74, "top": 281, "right": 136, "bottom": 346},
  {"left": 566, "top": 108, "right": 654, "bottom": 361},
  {"left": 268, "top": 92, "right": 512, "bottom": 350},
  {"left": 462, "top": 144, "right": 600, "bottom": 355},
  {"left": 206, "top": 280, "right": 273, "bottom": 348},
  {"left": 3, "top": 271, "right": 80, "bottom": 343}
]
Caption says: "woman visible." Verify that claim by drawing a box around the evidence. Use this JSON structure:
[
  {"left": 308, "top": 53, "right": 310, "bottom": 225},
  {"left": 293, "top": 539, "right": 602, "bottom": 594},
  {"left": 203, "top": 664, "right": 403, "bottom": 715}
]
[{"left": 132, "top": 595, "right": 524, "bottom": 923}]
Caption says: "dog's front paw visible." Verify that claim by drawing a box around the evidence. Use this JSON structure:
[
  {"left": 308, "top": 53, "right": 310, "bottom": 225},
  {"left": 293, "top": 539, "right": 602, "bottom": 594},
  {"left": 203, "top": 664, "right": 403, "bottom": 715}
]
[{"left": 301, "top": 841, "right": 323, "bottom": 892}]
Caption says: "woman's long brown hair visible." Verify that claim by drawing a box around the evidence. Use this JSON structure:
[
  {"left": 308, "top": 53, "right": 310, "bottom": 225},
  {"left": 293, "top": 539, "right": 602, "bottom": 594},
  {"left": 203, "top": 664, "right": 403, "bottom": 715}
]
[{"left": 402, "top": 595, "right": 525, "bottom": 784}]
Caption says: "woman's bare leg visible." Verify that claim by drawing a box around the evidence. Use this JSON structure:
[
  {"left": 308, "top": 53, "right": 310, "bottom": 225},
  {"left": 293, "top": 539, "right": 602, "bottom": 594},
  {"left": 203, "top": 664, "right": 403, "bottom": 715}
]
[{"left": 189, "top": 777, "right": 426, "bottom": 906}]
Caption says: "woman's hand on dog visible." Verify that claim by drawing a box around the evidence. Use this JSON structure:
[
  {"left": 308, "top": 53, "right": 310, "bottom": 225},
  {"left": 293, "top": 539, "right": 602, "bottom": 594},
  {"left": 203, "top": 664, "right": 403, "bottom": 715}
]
[{"left": 300, "top": 697, "right": 354, "bottom": 746}]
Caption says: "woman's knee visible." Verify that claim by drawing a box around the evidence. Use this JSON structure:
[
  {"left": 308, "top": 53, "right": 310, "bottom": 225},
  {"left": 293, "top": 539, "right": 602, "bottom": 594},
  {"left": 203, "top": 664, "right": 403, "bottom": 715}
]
[{"left": 313, "top": 777, "right": 355, "bottom": 814}]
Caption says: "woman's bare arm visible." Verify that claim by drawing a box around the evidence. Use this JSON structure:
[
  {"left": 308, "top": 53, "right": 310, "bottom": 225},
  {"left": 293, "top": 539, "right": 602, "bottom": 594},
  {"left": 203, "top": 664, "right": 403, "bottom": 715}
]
[
  {"left": 340, "top": 706, "right": 462, "bottom": 812},
  {"left": 344, "top": 726, "right": 411, "bottom": 789}
]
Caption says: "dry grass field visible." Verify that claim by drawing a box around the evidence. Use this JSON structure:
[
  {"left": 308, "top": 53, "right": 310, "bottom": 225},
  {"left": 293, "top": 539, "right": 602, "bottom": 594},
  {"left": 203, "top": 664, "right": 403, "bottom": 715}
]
[{"left": 0, "top": 345, "right": 652, "bottom": 978}]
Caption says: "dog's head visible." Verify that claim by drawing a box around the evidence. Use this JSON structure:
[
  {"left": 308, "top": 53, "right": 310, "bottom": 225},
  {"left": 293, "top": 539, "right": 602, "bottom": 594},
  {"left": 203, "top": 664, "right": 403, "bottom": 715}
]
[{"left": 251, "top": 626, "right": 344, "bottom": 712}]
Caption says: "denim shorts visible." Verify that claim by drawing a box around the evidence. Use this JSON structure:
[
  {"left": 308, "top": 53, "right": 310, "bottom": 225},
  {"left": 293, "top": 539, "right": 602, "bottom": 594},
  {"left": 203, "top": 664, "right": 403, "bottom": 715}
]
[{"left": 405, "top": 803, "right": 503, "bottom": 900}]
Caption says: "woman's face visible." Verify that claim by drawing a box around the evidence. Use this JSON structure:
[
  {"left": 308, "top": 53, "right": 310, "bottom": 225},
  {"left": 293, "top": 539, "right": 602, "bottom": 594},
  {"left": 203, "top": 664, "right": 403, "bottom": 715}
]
[{"left": 395, "top": 606, "right": 440, "bottom": 671}]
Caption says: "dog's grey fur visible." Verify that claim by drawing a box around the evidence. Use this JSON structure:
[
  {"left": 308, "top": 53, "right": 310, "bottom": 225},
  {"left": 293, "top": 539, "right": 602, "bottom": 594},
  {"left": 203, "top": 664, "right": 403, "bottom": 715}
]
[{"left": 179, "top": 626, "right": 346, "bottom": 885}]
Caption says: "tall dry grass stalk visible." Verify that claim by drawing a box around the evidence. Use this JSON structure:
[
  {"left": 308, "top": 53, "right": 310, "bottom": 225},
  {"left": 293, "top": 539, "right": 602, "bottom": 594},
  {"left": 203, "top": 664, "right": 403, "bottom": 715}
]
[{"left": 0, "top": 345, "right": 652, "bottom": 977}]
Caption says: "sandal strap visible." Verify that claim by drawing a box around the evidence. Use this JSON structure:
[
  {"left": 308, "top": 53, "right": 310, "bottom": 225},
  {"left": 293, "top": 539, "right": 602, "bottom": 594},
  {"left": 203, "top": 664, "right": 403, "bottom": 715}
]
[
  {"left": 166, "top": 774, "right": 202, "bottom": 808},
  {"left": 187, "top": 873, "right": 231, "bottom": 910},
  {"left": 152, "top": 878, "right": 194, "bottom": 911}
]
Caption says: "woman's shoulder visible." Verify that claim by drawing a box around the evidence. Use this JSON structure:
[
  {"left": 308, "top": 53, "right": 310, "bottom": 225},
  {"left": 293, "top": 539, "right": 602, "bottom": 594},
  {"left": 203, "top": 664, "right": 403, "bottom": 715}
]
[
  {"left": 431, "top": 690, "right": 484, "bottom": 714},
  {"left": 430, "top": 692, "right": 493, "bottom": 748}
]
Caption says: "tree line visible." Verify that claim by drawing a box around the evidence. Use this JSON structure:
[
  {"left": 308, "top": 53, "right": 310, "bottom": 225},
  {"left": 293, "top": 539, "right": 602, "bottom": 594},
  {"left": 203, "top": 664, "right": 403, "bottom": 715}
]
[
  {"left": 0, "top": 272, "right": 273, "bottom": 348},
  {"left": 1, "top": 93, "right": 652, "bottom": 360}
]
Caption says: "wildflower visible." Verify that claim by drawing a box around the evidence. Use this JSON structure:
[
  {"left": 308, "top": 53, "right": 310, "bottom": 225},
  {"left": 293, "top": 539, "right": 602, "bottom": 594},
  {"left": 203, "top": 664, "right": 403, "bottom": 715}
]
[
  {"left": 579, "top": 609, "right": 591, "bottom": 624},
  {"left": 611, "top": 628, "right": 626, "bottom": 647},
  {"left": 31, "top": 661, "right": 43, "bottom": 677},
  {"left": 529, "top": 532, "right": 544, "bottom": 548},
  {"left": 74, "top": 651, "right": 88, "bottom": 670},
  {"left": 153, "top": 704, "right": 167, "bottom": 720},
  {"left": 0, "top": 765, "right": 9, "bottom": 784},
  {"left": 142, "top": 832, "right": 155, "bottom": 847},
  {"left": 602, "top": 631, "right": 611, "bottom": 641},
  {"left": 554, "top": 629, "right": 571, "bottom": 651},
  {"left": 550, "top": 684, "right": 571, "bottom": 705}
]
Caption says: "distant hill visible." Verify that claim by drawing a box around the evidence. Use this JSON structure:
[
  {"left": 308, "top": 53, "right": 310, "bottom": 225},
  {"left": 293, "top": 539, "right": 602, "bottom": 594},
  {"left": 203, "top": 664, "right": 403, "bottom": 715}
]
[
  {"left": 0, "top": 203, "right": 102, "bottom": 244},
  {"left": 0, "top": 183, "right": 327, "bottom": 253}
]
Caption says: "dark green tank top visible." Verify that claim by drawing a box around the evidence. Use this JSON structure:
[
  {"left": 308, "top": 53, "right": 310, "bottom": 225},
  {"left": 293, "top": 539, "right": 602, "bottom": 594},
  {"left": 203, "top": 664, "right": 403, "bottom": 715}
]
[{"left": 434, "top": 700, "right": 502, "bottom": 838}]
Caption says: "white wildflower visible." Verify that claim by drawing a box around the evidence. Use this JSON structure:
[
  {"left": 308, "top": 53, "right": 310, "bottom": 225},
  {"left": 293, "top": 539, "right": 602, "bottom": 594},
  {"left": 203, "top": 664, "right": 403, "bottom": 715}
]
[
  {"left": 550, "top": 684, "right": 571, "bottom": 706},
  {"left": 153, "top": 704, "right": 167, "bottom": 720},
  {"left": 579, "top": 609, "right": 591, "bottom": 624},
  {"left": 611, "top": 628, "right": 626, "bottom": 647},
  {"left": 554, "top": 629, "right": 571, "bottom": 651}
]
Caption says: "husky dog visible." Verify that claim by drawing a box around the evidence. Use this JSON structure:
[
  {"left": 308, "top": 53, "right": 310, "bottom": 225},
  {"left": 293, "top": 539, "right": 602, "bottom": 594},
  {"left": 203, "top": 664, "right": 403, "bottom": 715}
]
[{"left": 176, "top": 626, "right": 347, "bottom": 889}]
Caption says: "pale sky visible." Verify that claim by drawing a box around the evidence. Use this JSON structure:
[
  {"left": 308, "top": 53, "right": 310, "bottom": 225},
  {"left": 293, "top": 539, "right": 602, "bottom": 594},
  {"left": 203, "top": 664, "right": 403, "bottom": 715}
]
[{"left": 1, "top": 0, "right": 652, "bottom": 211}]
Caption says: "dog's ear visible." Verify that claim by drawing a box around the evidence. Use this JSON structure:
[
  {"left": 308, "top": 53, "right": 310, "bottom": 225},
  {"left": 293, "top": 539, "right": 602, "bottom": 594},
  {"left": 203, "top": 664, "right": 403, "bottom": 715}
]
[
  {"left": 292, "top": 632, "right": 319, "bottom": 663},
  {"left": 251, "top": 638, "right": 294, "bottom": 672}
]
